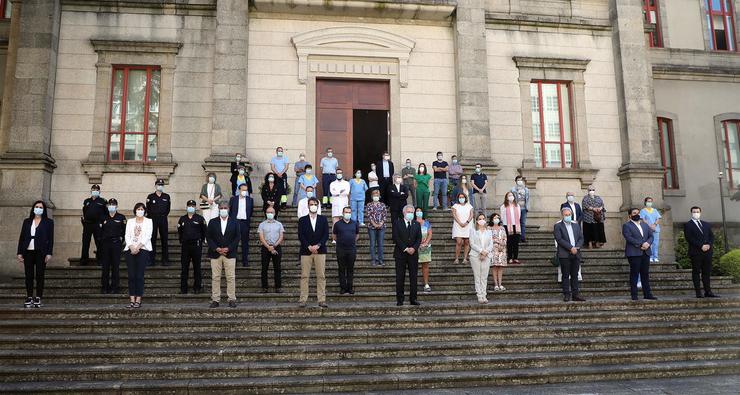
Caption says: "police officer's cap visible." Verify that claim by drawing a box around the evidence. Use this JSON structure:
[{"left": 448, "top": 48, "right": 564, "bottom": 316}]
[
  {"left": 91, "top": 184, "right": 100, "bottom": 190},
  {"left": 186, "top": 199, "right": 197, "bottom": 206},
  {"left": 107, "top": 198, "right": 118, "bottom": 206},
  {"left": 155, "top": 178, "right": 165, "bottom": 185}
]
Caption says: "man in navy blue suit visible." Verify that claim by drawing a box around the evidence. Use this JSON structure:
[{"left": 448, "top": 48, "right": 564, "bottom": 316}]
[
  {"left": 297, "top": 197, "right": 329, "bottom": 308},
  {"left": 229, "top": 183, "right": 254, "bottom": 268},
  {"left": 206, "top": 202, "right": 241, "bottom": 308},
  {"left": 560, "top": 192, "right": 583, "bottom": 224},
  {"left": 683, "top": 206, "right": 718, "bottom": 298},
  {"left": 622, "top": 208, "right": 657, "bottom": 301}
]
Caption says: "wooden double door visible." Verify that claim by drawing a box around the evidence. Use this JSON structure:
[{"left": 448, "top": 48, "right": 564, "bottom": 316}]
[{"left": 316, "top": 79, "right": 390, "bottom": 194}]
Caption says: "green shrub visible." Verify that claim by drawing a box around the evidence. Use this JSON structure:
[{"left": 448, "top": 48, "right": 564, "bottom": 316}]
[
  {"left": 719, "top": 249, "right": 740, "bottom": 283},
  {"left": 675, "top": 228, "right": 725, "bottom": 274}
]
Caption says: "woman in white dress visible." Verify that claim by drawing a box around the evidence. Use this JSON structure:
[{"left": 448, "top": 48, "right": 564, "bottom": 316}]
[
  {"left": 451, "top": 192, "right": 474, "bottom": 264},
  {"left": 199, "top": 172, "right": 222, "bottom": 223},
  {"left": 469, "top": 212, "right": 493, "bottom": 303}
]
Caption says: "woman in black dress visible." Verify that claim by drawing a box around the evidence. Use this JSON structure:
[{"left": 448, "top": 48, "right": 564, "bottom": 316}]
[{"left": 261, "top": 172, "right": 285, "bottom": 218}]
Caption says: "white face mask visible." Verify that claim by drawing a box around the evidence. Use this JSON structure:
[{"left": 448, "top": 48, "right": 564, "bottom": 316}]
[
  {"left": 516, "top": 180, "right": 524, "bottom": 186},
  {"left": 219, "top": 209, "right": 229, "bottom": 218},
  {"left": 208, "top": 177, "right": 215, "bottom": 184},
  {"left": 327, "top": 152, "right": 333, "bottom": 157},
  {"left": 336, "top": 173, "right": 343, "bottom": 180},
  {"left": 507, "top": 195, "right": 515, "bottom": 202},
  {"left": 384, "top": 155, "right": 390, "bottom": 161},
  {"left": 692, "top": 212, "right": 701, "bottom": 221},
  {"left": 437, "top": 156, "right": 443, "bottom": 160},
  {"left": 461, "top": 179, "right": 467, "bottom": 184},
  {"left": 268, "top": 177, "right": 275, "bottom": 182},
  {"left": 567, "top": 195, "right": 575, "bottom": 202},
  {"left": 493, "top": 218, "right": 500, "bottom": 225},
  {"left": 236, "top": 156, "right": 241, "bottom": 162},
  {"left": 239, "top": 170, "right": 245, "bottom": 175},
  {"left": 588, "top": 191, "right": 595, "bottom": 196},
  {"left": 419, "top": 166, "right": 425, "bottom": 172},
  {"left": 240, "top": 190, "right": 248, "bottom": 197},
  {"left": 33, "top": 207, "right": 44, "bottom": 216},
  {"left": 299, "top": 156, "right": 305, "bottom": 161},
  {"left": 477, "top": 219, "right": 487, "bottom": 226},
  {"left": 136, "top": 210, "right": 145, "bottom": 218},
  {"left": 306, "top": 192, "right": 314, "bottom": 198},
  {"left": 306, "top": 169, "right": 313, "bottom": 175},
  {"left": 371, "top": 165, "right": 376, "bottom": 171},
  {"left": 309, "top": 205, "right": 318, "bottom": 213},
  {"left": 372, "top": 196, "right": 380, "bottom": 202}
]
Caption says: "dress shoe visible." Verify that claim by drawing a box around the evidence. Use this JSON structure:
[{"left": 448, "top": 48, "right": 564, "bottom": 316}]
[
  {"left": 631, "top": 296, "right": 639, "bottom": 301},
  {"left": 228, "top": 300, "right": 237, "bottom": 308},
  {"left": 275, "top": 288, "right": 283, "bottom": 294},
  {"left": 705, "top": 292, "right": 720, "bottom": 298},
  {"left": 572, "top": 295, "right": 586, "bottom": 302},
  {"left": 348, "top": 289, "right": 355, "bottom": 295},
  {"left": 179, "top": 290, "right": 188, "bottom": 295},
  {"left": 100, "top": 288, "right": 107, "bottom": 294},
  {"left": 397, "top": 302, "right": 403, "bottom": 306},
  {"left": 318, "top": 302, "right": 328, "bottom": 308},
  {"left": 261, "top": 288, "right": 268, "bottom": 293},
  {"left": 162, "top": 261, "right": 170, "bottom": 267},
  {"left": 410, "top": 301, "right": 420, "bottom": 306},
  {"left": 298, "top": 302, "right": 307, "bottom": 308},
  {"left": 209, "top": 301, "right": 219, "bottom": 308},
  {"left": 696, "top": 293, "right": 704, "bottom": 298},
  {"left": 563, "top": 295, "right": 571, "bottom": 302},
  {"left": 193, "top": 288, "right": 202, "bottom": 294},
  {"left": 644, "top": 295, "right": 658, "bottom": 300}
]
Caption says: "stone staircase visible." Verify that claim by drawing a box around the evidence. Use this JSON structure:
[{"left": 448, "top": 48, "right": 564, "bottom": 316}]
[{"left": 0, "top": 207, "right": 738, "bottom": 392}]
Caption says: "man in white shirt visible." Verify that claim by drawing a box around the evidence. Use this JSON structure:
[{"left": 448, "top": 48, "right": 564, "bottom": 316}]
[
  {"left": 297, "top": 186, "right": 322, "bottom": 218},
  {"left": 329, "top": 169, "right": 350, "bottom": 242},
  {"left": 297, "top": 198, "right": 329, "bottom": 308},
  {"left": 228, "top": 183, "right": 254, "bottom": 268},
  {"left": 206, "top": 202, "right": 240, "bottom": 308},
  {"left": 554, "top": 207, "right": 585, "bottom": 302}
]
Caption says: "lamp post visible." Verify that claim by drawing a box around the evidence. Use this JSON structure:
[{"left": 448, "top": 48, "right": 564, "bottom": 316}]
[{"left": 718, "top": 171, "right": 729, "bottom": 250}]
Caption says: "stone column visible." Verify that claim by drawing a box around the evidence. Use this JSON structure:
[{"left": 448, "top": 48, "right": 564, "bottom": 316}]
[
  {"left": 0, "top": 0, "right": 61, "bottom": 274},
  {"left": 610, "top": 0, "right": 673, "bottom": 261},
  {"left": 203, "top": 0, "right": 249, "bottom": 179}
]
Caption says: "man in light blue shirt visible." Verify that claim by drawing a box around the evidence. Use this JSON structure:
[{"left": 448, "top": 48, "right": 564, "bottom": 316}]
[
  {"left": 292, "top": 153, "right": 309, "bottom": 206},
  {"left": 320, "top": 147, "right": 338, "bottom": 205},
  {"left": 270, "top": 146, "right": 289, "bottom": 208}
]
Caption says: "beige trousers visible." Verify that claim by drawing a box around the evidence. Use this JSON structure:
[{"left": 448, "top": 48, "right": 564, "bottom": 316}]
[
  {"left": 300, "top": 254, "right": 326, "bottom": 303},
  {"left": 211, "top": 255, "right": 237, "bottom": 302},
  {"left": 470, "top": 254, "right": 491, "bottom": 300}
]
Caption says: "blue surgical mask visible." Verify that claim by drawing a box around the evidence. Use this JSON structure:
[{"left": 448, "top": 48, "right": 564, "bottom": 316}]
[
  {"left": 91, "top": 190, "right": 100, "bottom": 197},
  {"left": 277, "top": 151, "right": 283, "bottom": 157},
  {"left": 108, "top": 206, "right": 117, "bottom": 213},
  {"left": 33, "top": 207, "right": 44, "bottom": 216},
  {"left": 415, "top": 211, "right": 423, "bottom": 218},
  {"left": 219, "top": 209, "right": 229, "bottom": 218},
  {"left": 306, "top": 192, "right": 314, "bottom": 198},
  {"left": 563, "top": 215, "right": 572, "bottom": 223},
  {"left": 646, "top": 202, "right": 653, "bottom": 208},
  {"left": 186, "top": 206, "right": 196, "bottom": 214},
  {"left": 343, "top": 213, "right": 352, "bottom": 221},
  {"left": 266, "top": 213, "right": 275, "bottom": 220},
  {"left": 336, "top": 173, "right": 343, "bottom": 180},
  {"left": 458, "top": 197, "right": 466, "bottom": 204},
  {"left": 156, "top": 185, "right": 164, "bottom": 192},
  {"left": 405, "top": 212, "right": 414, "bottom": 221}
]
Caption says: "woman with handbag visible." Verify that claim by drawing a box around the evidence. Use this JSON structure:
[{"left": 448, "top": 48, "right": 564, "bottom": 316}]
[
  {"left": 582, "top": 185, "right": 607, "bottom": 248},
  {"left": 200, "top": 172, "right": 223, "bottom": 223}
]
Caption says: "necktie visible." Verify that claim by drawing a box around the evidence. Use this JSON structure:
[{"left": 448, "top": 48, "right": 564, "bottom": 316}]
[{"left": 695, "top": 220, "right": 703, "bottom": 234}]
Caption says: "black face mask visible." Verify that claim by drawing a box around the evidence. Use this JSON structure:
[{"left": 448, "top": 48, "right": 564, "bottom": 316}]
[{"left": 631, "top": 215, "right": 641, "bottom": 222}]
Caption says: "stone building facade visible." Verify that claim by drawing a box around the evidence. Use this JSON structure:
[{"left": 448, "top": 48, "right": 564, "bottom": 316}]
[{"left": 0, "top": 0, "right": 738, "bottom": 274}]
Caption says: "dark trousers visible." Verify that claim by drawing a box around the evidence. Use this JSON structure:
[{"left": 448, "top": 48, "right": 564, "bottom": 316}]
[
  {"left": 395, "top": 253, "right": 419, "bottom": 304},
  {"left": 238, "top": 219, "right": 250, "bottom": 267},
  {"left": 379, "top": 177, "right": 391, "bottom": 203},
  {"left": 559, "top": 255, "right": 581, "bottom": 296},
  {"left": 279, "top": 173, "right": 288, "bottom": 206},
  {"left": 690, "top": 252, "right": 713, "bottom": 295},
  {"left": 22, "top": 250, "right": 46, "bottom": 298},
  {"left": 506, "top": 232, "right": 521, "bottom": 260},
  {"left": 321, "top": 173, "right": 335, "bottom": 201},
  {"left": 125, "top": 250, "right": 149, "bottom": 297},
  {"left": 99, "top": 240, "right": 121, "bottom": 292},
  {"left": 180, "top": 241, "right": 203, "bottom": 292},
  {"left": 337, "top": 248, "right": 356, "bottom": 292},
  {"left": 628, "top": 255, "right": 653, "bottom": 298},
  {"left": 260, "top": 245, "right": 282, "bottom": 289},
  {"left": 81, "top": 221, "right": 101, "bottom": 264},
  {"left": 150, "top": 216, "right": 169, "bottom": 265}
]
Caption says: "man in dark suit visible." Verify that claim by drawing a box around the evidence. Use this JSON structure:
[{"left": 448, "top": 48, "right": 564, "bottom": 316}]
[
  {"left": 297, "top": 197, "right": 330, "bottom": 308},
  {"left": 560, "top": 192, "right": 584, "bottom": 224},
  {"left": 375, "top": 151, "right": 395, "bottom": 203},
  {"left": 554, "top": 207, "right": 585, "bottom": 302},
  {"left": 229, "top": 183, "right": 254, "bottom": 267},
  {"left": 206, "top": 201, "right": 241, "bottom": 308},
  {"left": 683, "top": 206, "right": 718, "bottom": 298},
  {"left": 622, "top": 208, "right": 657, "bottom": 301},
  {"left": 393, "top": 204, "right": 422, "bottom": 306},
  {"left": 387, "top": 174, "right": 409, "bottom": 224}
]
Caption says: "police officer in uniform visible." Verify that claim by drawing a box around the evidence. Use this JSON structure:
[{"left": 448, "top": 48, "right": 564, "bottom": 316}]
[
  {"left": 178, "top": 200, "right": 207, "bottom": 294},
  {"left": 146, "top": 179, "right": 171, "bottom": 266},
  {"left": 81, "top": 184, "right": 107, "bottom": 266},
  {"left": 99, "top": 198, "right": 126, "bottom": 294}
]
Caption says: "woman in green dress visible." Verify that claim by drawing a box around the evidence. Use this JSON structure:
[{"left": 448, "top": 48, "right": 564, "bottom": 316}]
[
  {"left": 413, "top": 163, "right": 431, "bottom": 218},
  {"left": 415, "top": 206, "right": 433, "bottom": 292}
]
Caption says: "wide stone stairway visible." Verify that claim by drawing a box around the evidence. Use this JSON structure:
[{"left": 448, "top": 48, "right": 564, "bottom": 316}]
[{"left": 0, "top": 208, "right": 738, "bottom": 393}]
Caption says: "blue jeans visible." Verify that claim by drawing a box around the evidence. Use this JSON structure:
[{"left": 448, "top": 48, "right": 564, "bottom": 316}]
[
  {"left": 368, "top": 227, "right": 385, "bottom": 264},
  {"left": 291, "top": 176, "right": 302, "bottom": 206},
  {"left": 321, "top": 173, "right": 335, "bottom": 203},
  {"left": 651, "top": 232, "right": 660, "bottom": 260},
  {"left": 351, "top": 199, "right": 365, "bottom": 223},
  {"left": 433, "top": 178, "right": 448, "bottom": 209},
  {"left": 520, "top": 208, "right": 528, "bottom": 241}
]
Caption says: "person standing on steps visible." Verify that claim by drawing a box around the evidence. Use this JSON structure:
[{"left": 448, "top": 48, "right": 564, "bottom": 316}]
[
  {"left": 329, "top": 168, "right": 350, "bottom": 242},
  {"left": 401, "top": 158, "right": 416, "bottom": 206},
  {"left": 413, "top": 163, "right": 431, "bottom": 219},
  {"left": 511, "top": 175, "right": 529, "bottom": 242},
  {"left": 451, "top": 193, "right": 473, "bottom": 265},
  {"left": 393, "top": 205, "right": 422, "bottom": 306},
  {"left": 80, "top": 184, "right": 106, "bottom": 266},
  {"left": 683, "top": 206, "right": 719, "bottom": 298},
  {"left": 229, "top": 183, "right": 254, "bottom": 268},
  {"left": 471, "top": 164, "right": 489, "bottom": 215},
  {"left": 582, "top": 185, "right": 607, "bottom": 248},
  {"left": 206, "top": 202, "right": 240, "bottom": 308},
  {"left": 124, "top": 203, "right": 152, "bottom": 309},
  {"left": 365, "top": 189, "right": 387, "bottom": 267},
  {"left": 376, "top": 151, "right": 394, "bottom": 204},
  {"left": 177, "top": 200, "right": 207, "bottom": 295},
  {"left": 298, "top": 197, "right": 329, "bottom": 308},
  {"left": 561, "top": 192, "right": 583, "bottom": 224},
  {"left": 367, "top": 162, "right": 380, "bottom": 202},
  {"left": 297, "top": 186, "right": 322, "bottom": 218},
  {"left": 469, "top": 212, "right": 494, "bottom": 304},
  {"left": 448, "top": 155, "right": 463, "bottom": 192},
  {"left": 233, "top": 165, "right": 252, "bottom": 197},
  {"left": 261, "top": 172, "right": 284, "bottom": 218},
  {"left": 146, "top": 179, "right": 171, "bottom": 266},
  {"left": 17, "top": 200, "right": 54, "bottom": 308},
  {"left": 258, "top": 206, "right": 284, "bottom": 294},
  {"left": 297, "top": 164, "right": 318, "bottom": 202},
  {"left": 622, "top": 207, "right": 657, "bottom": 301},
  {"left": 200, "top": 172, "right": 223, "bottom": 224},
  {"left": 270, "top": 146, "right": 290, "bottom": 208},
  {"left": 500, "top": 191, "right": 522, "bottom": 265},
  {"left": 349, "top": 169, "right": 368, "bottom": 225},
  {"left": 99, "top": 199, "right": 126, "bottom": 294},
  {"left": 230, "top": 152, "right": 250, "bottom": 196},
  {"left": 333, "top": 206, "right": 359, "bottom": 295},
  {"left": 640, "top": 197, "right": 662, "bottom": 263},
  {"left": 451, "top": 175, "right": 472, "bottom": 209},
  {"left": 431, "top": 151, "right": 449, "bottom": 211},
  {"left": 388, "top": 173, "right": 410, "bottom": 225},
  {"left": 554, "top": 207, "right": 585, "bottom": 302},
  {"left": 320, "top": 147, "right": 338, "bottom": 207},
  {"left": 292, "top": 153, "right": 310, "bottom": 206},
  {"left": 415, "top": 207, "right": 433, "bottom": 293},
  {"left": 488, "top": 212, "right": 508, "bottom": 292}
]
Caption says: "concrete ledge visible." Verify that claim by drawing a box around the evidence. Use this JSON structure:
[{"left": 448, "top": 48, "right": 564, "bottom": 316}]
[
  {"left": 486, "top": 12, "right": 611, "bottom": 33},
  {"left": 80, "top": 160, "right": 178, "bottom": 184},
  {"left": 649, "top": 48, "right": 740, "bottom": 82},
  {"left": 61, "top": 0, "right": 217, "bottom": 16},
  {"left": 517, "top": 167, "right": 598, "bottom": 190},
  {"left": 251, "top": 0, "right": 456, "bottom": 21}
]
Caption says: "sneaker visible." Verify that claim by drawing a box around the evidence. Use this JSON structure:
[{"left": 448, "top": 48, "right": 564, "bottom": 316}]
[
  {"left": 500, "top": 286, "right": 506, "bottom": 291},
  {"left": 432, "top": 207, "right": 438, "bottom": 210},
  {"left": 654, "top": 258, "right": 660, "bottom": 263},
  {"left": 23, "top": 297, "right": 33, "bottom": 308},
  {"left": 360, "top": 223, "right": 366, "bottom": 227},
  {"left": 493, "top": 286, "right": 500, "bottom": 291},
  {"left": 33, "top": 297, "right": 42, "bottom": 308},
  {"left": 209, "top": 301, "right": 220, "bottom": 308},
  {"left": 424, "top": 284, "right": 431, "bottom": 292}
]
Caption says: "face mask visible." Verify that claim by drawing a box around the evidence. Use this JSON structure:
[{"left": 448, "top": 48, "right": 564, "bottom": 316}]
[
  {"left": 437, "top": 156, "right": 443, "bottom": 160},
  {"left": 240, "top": 191, "right": 248, "bottom": 197},
  {"left": 452, "top": 159, "right": 458, "bottom": 164},
  {"left": 371, "top": 165, "right": 376, "bottom": 171},
  {"left": 136, "top": 210, "right": 145, "bottom": 218},
  {"left": 394, "top": 178, "right": 401, "bottom": 184},
  {"left": 419, "top": 166, "right": 425, "bottom": 172},
  {"left": 108, "top": 206, "right": 117, "bottom": 213},
  {"left": 567, "top": 196, "right": 575, "bottom": 202},
  {"left": 631, "top": 214, "right": 641, "bottom": 222},
  {"left": 277, "top": 151, "right": 283, "bottom": 157},
  {"left": 299, "top": 156, "right": 305, "bottom": 161},
  {"left": 306, "top": 192, "right": 314, "bottom": 198},
  {"left": 266, "top": 213, "right": 275, "bottom": 220},
  {"left": 236, "top": 156, "right": 241, "bottom": 162},
  {"left": 91, "top": 191, "right": 100, "bottom": 197},
  {"left": 336, "top": 174, "right": 343, "bottom": 180},
  {"left": 458, "top": 197, "right": 466, "bottom": 204},
  {"left": 268, "top": 176, "right": 275, "bottom": 182},
  {"left": 327, "top": 152, "right": 333, "bottom": 157},
  {"left": 309, "top": 205, "right": 318, "bottom": 213},
  {"left": 588, "top": 191, "right": 595, "bottom": 196},
  {"left": 306, "top": 169, "right": 313, "bottom": 175},
  {"left": 692, "top": 212, "right": 701, "bottom": 220},
  {"left": 33, "top": 207, "right": 44, "bottom": 216},
  {"left": 563, "top": 215, "right": 572, "bottom": 223},
  {"left": 404, "top": 212, "right": 414, "bottom": 221},
  {"left": 239, "top": 170, "right": 245, "bottom": 175},
  {"left": 516, "top": 180, "right": 524, "bottom": 186},
  {"left": 219, "top": 209, "right": 229, "bottom": 218},
  {"left": 493, "top": 218, "right": 500, "bottom": 225},
  {"left": 477, "top": 219, "right": 487, "bottom": 226},
  {"left": 156, "top": 185, "right": 164, "bottom": 192},
  {"left": 415, "top": 211, "right": 423, "bottom": 218},
  {"left": 384, "top": 155, "right": 390, "bottom": 161},
  {"left": 507, "top": 195, "right": 515, "bottom": 202},
  {"left": 372, "top": 196, "right": 380, "bottom": 202},
  {"left": 355, "top": 172, "right": 361, "bottom": 178},
  {"left": 208, "top": 177, "right": 215, "bottom": 184},
  {"left": 475, "top": 168, "right": 482, "bottom": 173},
  {"left": 186, "top": 206, "right": 196, "bottom": 214},
  {"left": 343, "top": 213, "right": 352, "bottom": 221},
  {"left": 646, "top": 202, "right": 653, "bottom": 208},
  {"left": 406, "top": 162, "right": 411, "bottom": 168},
  {"left": 461, "top": 179, "right": 467, "bottom": 184}
]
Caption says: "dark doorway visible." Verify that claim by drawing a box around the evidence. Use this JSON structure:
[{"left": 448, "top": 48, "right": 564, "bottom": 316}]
[{"left": 353, "top": 109, "right": 388, "bottom": 175}]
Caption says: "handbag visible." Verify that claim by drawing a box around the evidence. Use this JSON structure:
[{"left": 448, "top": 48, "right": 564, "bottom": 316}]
[
  {"left": 593, "top": 209, "right": 603, "bottom": 223},
  {"left": 550, "top": 253, "right": 560, "bottom": 267}
]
